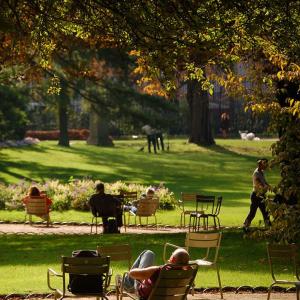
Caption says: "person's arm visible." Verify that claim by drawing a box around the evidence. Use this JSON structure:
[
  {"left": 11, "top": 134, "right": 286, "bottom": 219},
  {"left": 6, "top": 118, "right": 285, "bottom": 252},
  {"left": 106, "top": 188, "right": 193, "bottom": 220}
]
[
  {"left": 254, "top": 174, "right": 270, "bottom": 193},
  {"left": 129, "top": 266, "right": 160, "bottom": 281}
]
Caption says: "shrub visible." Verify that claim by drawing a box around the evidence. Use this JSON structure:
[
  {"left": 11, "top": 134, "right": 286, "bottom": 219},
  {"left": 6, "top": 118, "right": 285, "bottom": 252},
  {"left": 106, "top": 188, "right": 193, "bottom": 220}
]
[{"left": 0, "top": 179, "right": 176, "bottom": 212}]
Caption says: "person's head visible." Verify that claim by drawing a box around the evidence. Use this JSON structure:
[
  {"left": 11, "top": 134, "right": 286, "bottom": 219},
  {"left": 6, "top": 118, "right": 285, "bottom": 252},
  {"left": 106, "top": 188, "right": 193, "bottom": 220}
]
[
  {"left": 168, "top": 248, "right": 189, "bottom": 265},
  {"left": 146, "top": 187, "right": 155, "bottom": 196},
  {"left": 29, "top": 186, "right": 40, "bottom": 197},
  {"left": 95, "top": 183, "right": 105, "bottom": 194},
  {"left": 257, "top": 158, "right": 268, "bottom": 170}
]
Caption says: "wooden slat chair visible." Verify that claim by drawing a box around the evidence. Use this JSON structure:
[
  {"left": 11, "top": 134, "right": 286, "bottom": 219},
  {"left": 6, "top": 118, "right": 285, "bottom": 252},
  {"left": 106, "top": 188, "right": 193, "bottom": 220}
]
[
  {"left": 47, "top": 256, "right": 110, "bottom": 300},
  {"left": 97, "top": 244, "right": 132, "bottom": 292},
  {"left": 128, "top": 196, "right": 159, "bottom": 227},
  {"left": 164, "top": 231, "right": 223, "bottom": 299},
  {"left": 267, "top": 243, "right": 300, "bottom": 300},
  {"left": 24, "top": 196, "right": 51, "bottom": 227},
  {"left": 122, "top": 191, "right": 138, "bottom": 205},
  {"left": 189, "top": 196, "right": 218, "bottom": 231},
  {"left": 115, "top": 262, "right": 198, "bottom": 300},
  {"left": 178, "top": 192, "right": 203, "bottom": 228}
]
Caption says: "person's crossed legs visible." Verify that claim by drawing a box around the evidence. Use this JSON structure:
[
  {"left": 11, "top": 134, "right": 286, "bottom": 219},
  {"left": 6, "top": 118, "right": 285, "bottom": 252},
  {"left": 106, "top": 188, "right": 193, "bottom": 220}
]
[{"left": 123, "top": 250, "right": 155, "bottom": 291}]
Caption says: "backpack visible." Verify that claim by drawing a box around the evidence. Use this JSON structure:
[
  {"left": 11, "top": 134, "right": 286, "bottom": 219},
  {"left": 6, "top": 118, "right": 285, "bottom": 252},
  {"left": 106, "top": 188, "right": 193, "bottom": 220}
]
[
  {"left": 68, "top": 250, "right": 103, "bottom": 294},
  {"left": 103, "top": 218, "right": 120, "bottom": 234}
]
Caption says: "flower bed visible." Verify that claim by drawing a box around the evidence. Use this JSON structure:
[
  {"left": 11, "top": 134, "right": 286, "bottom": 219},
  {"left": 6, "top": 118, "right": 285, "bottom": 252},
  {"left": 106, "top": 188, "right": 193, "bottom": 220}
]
[
  {"left": 0, "top": 179, "right": 176, "bottom": 211},
  {"left": 25, "top": 129, "right": 89, "bottom": 140}
]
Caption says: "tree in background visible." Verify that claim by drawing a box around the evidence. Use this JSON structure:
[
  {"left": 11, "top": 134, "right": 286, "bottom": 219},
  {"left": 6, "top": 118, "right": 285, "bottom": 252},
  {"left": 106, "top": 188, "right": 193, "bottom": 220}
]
[{"left": 0, "top": 83, "right": 29, "bottom": 141}]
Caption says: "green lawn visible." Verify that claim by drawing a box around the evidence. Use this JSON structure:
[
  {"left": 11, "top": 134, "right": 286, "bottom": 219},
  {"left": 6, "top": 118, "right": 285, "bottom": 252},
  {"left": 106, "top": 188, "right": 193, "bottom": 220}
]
[
  {"left": 0, "top": 139, "right": 289, "bottom": 294},
  {"left": 0, "top": 231, "right": 285, "bottom": 294},
  {"left": 0, "top": 138, "right": 279, "bottom": 227}
]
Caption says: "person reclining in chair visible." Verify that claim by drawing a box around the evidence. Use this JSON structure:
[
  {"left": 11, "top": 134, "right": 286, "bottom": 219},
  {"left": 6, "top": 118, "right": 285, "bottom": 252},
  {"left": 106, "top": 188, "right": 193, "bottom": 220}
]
[
  {"left": 22, "top": 186, "right": 52, "bottom": 221},
  {"left": 89, "top": 183, "right": 123, "bottom": 230},
  {"left": 121, "top": 248, "right": 189, "bottom": 299}
]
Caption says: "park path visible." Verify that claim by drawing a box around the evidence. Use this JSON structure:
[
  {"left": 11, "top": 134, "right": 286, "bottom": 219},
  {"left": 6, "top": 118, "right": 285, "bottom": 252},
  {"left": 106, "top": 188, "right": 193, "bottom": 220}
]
[
  {"left": 0, "top": 292, "right": 295, "bottom": 299},
  {"left": 0, "top": 223, "right": 186, "bottom": 234}
]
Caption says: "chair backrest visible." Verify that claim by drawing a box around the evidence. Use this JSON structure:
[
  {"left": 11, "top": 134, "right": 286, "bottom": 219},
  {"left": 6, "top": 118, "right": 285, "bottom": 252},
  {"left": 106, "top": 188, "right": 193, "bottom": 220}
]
[
  {"left": 180, "top": 193, "right": 197, "bottom": 209},
  {"left": 97, "top": 244, "right": 132, "bottom": 270},
  {"left": 25, "top": 197, "right": 48, "bottom": 215},
  {"left": 136, "top": 197, "right": 159, "bottom": 216},
  {"left": 196, "top": 195, "right": 215, "bottom": 214},
  {"left": 213, "top": 196, "right": 222, "bottom": 216},
  {"left": 61, "top": 256, "right": 110, "bottom": 275},
  {"left": 122, "top": 191, "right": 138, "bottom": 204},
  {"left": 267, "top": 243, "right": 299, "bottom": 281},
  {"left": 185, "top": 232, "right": 222, "bottom": 263},
  {"left": 148, "top": 263, "right": 198, "bottom": 300}
]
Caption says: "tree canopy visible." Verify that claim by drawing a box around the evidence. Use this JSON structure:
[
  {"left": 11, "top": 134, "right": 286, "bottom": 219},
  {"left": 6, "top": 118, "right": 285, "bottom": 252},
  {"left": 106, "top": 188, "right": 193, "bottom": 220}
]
[{"left": 1, "top": 0, "right": 300, "bottom": 241}]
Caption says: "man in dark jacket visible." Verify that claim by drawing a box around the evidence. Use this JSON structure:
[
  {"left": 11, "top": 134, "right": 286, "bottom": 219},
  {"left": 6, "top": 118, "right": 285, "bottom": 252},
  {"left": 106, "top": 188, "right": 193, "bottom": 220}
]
[{"left": 89, "top": 183, "right": 123, "bottom": 231}]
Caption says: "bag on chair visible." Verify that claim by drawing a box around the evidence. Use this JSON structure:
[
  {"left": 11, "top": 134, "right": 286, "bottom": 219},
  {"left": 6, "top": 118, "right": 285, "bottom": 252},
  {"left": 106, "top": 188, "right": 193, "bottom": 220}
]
[
  {"left": 103, "top": 218, "right": 119, "bottom": 234},
  {"left": 68, "top": 250, "right": 103, "bottom": 294}
]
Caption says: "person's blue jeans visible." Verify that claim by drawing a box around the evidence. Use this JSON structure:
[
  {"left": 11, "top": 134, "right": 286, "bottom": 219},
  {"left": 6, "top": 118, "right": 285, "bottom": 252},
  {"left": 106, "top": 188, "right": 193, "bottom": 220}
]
[{"left": 123, "top": 250, "right": 155, "bottom": 291}]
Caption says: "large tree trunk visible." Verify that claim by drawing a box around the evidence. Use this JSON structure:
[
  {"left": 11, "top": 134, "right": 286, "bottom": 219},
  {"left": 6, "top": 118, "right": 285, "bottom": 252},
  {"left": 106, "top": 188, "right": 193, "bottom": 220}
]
[
  {"left": 58, "top": 92, "right": 70, "bottom": 147},
  {"left": 187, "top": 80, "right": 215, "bottom": 145},
  {"left": 87, "top": 106, "right": 114, "bottom": 146}
]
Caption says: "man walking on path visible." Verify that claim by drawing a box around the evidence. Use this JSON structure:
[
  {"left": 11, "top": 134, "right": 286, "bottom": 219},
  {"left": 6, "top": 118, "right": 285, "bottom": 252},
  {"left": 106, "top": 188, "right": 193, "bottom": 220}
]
[{"left": 243, "top": 158, "right": 271, "bottom": 232}]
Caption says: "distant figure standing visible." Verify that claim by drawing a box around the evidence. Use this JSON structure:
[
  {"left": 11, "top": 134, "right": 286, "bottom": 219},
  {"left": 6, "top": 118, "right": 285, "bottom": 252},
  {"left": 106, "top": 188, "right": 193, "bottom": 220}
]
[
  {"left": 142, "top": 125, "right": 157, "bottom": 154},
  {"left": 243, "top": 158, "right": 271, "bottom": 232},
  {"left": 220, "top": 112, "right": 230, "bottom": 138}
]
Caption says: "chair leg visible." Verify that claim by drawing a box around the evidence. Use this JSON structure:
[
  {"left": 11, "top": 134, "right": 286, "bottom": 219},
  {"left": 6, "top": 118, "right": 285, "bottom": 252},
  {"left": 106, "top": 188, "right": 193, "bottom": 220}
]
[
  {"left": 216, "top": 266, "right": 223, "bottom": 299},
  {"left": 267, "top": 283, "right": 276, "bottom": 300}
]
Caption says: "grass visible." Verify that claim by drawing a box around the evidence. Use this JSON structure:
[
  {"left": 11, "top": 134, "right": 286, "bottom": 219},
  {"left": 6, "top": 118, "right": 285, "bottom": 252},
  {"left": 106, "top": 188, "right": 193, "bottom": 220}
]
[
  {"left": 0, "top": 138, "right": 279, "bottom": 227},
  {"left": 0, "top": 139, "right": 288, "bottom": 294},
  {"left": 0, "top": 230, "right": 283, "bottom": 294}
]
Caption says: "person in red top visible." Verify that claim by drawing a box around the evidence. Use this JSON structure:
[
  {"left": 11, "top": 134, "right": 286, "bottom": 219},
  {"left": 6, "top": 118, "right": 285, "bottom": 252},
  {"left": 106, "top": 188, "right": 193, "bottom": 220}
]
[
  {"left": 22, "top": 186, "right": 52, "bottom": 220},
  {"left": 122, "top": 248, "right": 190, "bottom": 299}
]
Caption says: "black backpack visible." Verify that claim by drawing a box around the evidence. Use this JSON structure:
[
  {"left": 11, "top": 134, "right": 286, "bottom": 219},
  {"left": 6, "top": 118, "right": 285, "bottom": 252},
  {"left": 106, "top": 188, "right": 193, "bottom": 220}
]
[
  {"left": 68, "top": 250, "right": 103, "bottom": 294},
  {"left": 103, "top": 218, "right": 120, "bottom": 234}
]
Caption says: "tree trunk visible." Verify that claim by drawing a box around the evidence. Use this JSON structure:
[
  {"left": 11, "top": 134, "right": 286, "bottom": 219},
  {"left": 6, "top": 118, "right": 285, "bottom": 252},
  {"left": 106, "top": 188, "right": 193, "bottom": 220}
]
[
  {"left": 87, "top": 106, "right": 114, "bottom": 146},
  {"left": 58, "top": 93, "right": 70, "bottom": 147},
  {"left": 187, "top": 80, "right": 215, "bottom": 145}
]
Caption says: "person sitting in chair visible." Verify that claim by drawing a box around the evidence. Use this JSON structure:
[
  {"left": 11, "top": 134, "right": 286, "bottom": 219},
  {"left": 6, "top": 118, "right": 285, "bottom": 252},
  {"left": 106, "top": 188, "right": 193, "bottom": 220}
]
[
  {"left": 124, "top": 187, "right": 155, "bottom": 214},
  {"left": 121, "top": 248, "right": 189, "bottom": 299},
  {"left": 89, "top": 183, "right": 123, "bottom": 231},
  {"left": 22, "top": 186, "right": 52, "bottom": 220}
]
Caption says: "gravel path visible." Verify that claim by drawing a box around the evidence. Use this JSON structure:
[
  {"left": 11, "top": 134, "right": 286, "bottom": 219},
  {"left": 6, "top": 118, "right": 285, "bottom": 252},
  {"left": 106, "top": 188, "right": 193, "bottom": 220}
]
[{"left": 0, "top": 223, "right": 185, "bottom": 234}]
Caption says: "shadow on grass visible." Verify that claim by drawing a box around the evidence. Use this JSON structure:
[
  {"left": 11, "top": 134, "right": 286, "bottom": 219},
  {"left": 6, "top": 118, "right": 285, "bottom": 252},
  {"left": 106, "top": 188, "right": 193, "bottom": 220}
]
[
  {"left": 0, "top": 230, "right": 269, "bottom": 275},
  {"left": 0, "top": 141, "right": 278, "bottom": 204}
]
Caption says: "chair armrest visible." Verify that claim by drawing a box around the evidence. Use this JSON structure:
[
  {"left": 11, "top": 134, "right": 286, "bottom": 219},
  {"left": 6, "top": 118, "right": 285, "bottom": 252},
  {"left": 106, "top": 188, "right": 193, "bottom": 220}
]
[
  {"left": 47, "top": 268, "right": 62, "bottom": 291},
  {"left": 163, "top": 242, "right": 185, "bottom": 263}
]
